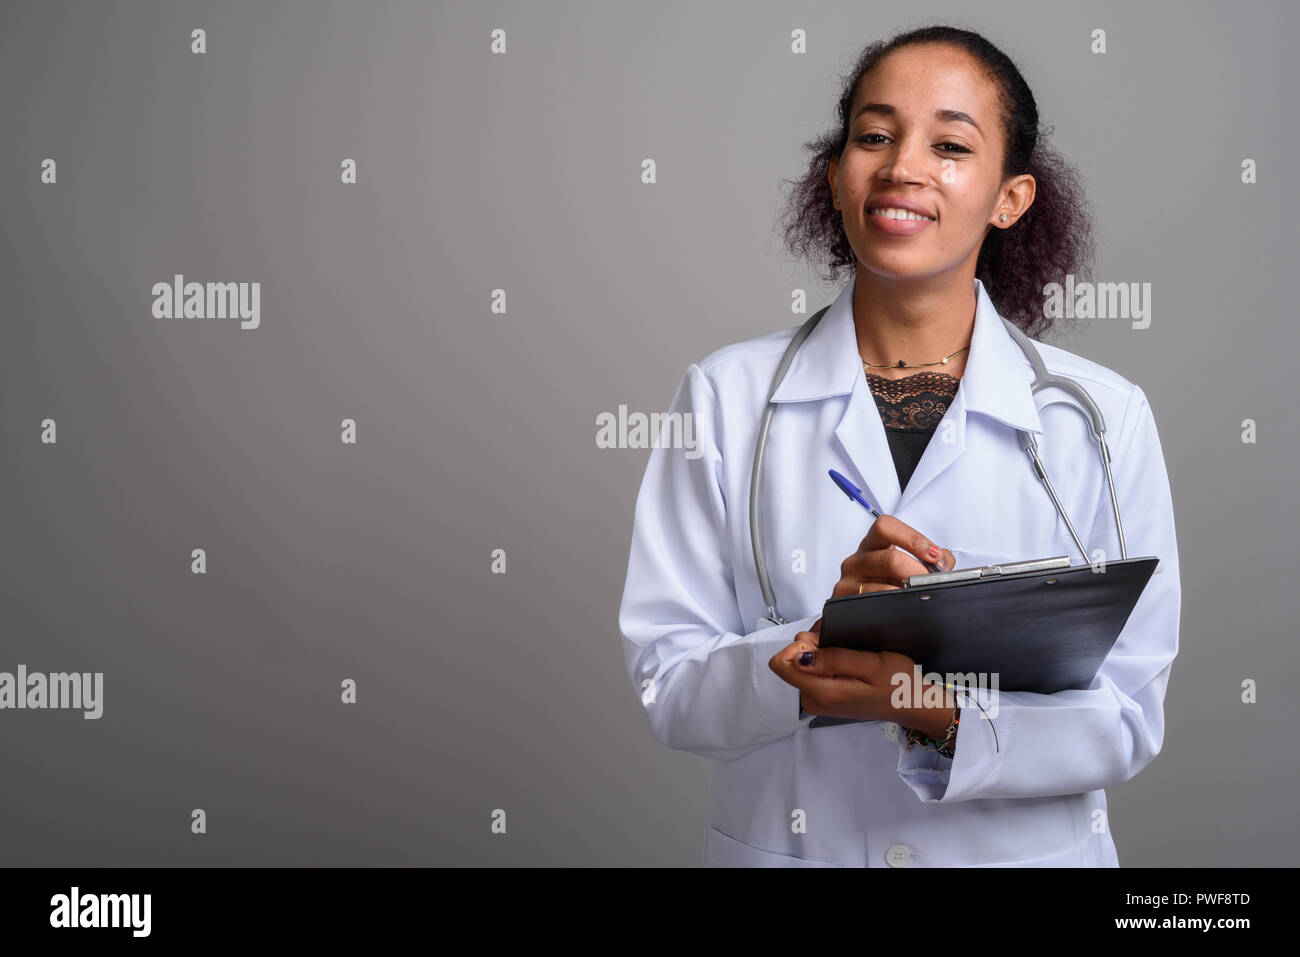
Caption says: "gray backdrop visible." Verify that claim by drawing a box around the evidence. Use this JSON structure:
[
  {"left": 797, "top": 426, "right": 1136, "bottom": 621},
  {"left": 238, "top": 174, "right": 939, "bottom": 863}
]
[{"left": 1, "top": 0, "right": 1296, "bottom": 866}]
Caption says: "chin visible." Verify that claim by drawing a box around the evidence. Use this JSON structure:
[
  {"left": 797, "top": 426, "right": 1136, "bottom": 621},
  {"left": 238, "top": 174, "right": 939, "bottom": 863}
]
[{"left": 855, "top": 253, "right": 940, "bottom": 282}]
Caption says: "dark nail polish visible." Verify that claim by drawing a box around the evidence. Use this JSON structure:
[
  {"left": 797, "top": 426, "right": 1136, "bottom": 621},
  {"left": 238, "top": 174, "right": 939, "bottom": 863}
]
[{"left": 799, "top": 651, "right": 815, "bottom": 666}]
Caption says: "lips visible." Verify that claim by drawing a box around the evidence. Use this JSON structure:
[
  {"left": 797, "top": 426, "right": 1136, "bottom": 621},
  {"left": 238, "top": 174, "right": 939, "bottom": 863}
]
[
  {"left": 866, "top": 197, "right": 936, "bottom": 220},
  {"left": 863, "top": 202, "right": 935, "bottom": 237}
]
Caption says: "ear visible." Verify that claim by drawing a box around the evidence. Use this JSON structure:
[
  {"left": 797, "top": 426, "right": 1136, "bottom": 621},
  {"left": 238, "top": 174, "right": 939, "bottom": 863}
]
[{"left": 992, "top": 173, "right": 1036, "bottom": 227}]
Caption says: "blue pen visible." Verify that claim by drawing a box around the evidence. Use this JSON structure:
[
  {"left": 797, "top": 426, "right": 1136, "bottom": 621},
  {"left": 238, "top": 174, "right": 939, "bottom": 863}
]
[{"left": 827, "top": 469, "right": 945, "bottom": 573}]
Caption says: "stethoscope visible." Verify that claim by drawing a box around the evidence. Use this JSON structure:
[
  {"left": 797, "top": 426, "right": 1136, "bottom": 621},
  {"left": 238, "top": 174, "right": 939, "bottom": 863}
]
[{"left": 751, "top": 305, "right": 1128, "bottom": 627}]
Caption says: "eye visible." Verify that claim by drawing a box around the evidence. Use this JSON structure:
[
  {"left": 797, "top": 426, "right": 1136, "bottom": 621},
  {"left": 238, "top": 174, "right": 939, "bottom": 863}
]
[{"left": 854, "top": 134, "right": 972, "bottom": 154}]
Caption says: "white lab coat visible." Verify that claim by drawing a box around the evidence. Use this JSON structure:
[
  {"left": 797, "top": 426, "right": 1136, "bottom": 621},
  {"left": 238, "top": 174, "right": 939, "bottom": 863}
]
[{"left": 618, "top": 274, "right": 1181, "bottom": 867}]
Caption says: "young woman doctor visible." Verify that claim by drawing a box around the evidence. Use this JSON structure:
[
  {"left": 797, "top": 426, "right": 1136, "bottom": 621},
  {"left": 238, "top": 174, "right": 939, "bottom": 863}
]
[{"left": 618, "top": 25, "right": 1181, "bottom": 867}]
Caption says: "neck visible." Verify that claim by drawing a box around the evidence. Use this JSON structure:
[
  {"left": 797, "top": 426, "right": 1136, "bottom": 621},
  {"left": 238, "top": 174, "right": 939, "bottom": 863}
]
[{"left": 851, "top": 268, "right": 977, "bottom": 377}]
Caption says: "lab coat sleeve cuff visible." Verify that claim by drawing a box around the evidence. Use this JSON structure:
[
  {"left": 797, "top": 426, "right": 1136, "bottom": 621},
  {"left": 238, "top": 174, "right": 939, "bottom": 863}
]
[
  {"left": 896, "top": 688, "right": 1006, "bottom": 803},
  {"left": 749, "top": 613, "right": 821, "bottom": 734}
]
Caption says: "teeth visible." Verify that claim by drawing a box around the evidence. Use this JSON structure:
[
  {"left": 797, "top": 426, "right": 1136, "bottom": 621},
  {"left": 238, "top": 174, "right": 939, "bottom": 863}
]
[{"left": 870, "top": 207, "right": 934, "bottom": 221}]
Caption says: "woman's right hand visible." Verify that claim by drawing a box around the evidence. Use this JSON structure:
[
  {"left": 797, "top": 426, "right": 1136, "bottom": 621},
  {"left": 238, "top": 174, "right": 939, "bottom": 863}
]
[{"left": 830, "top": 514, "right": 955, "bottom": 597}]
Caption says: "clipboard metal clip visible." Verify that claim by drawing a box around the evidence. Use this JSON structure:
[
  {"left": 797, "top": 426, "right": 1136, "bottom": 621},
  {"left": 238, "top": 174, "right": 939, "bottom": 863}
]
[{"left": 903, "top": 555, "right": 1072, "bottom": 589}]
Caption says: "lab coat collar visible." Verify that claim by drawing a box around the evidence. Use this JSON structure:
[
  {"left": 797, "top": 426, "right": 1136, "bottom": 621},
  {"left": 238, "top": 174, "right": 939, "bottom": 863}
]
[{"left": 770, "top": 272, "right": 1044, "bottom": 513}]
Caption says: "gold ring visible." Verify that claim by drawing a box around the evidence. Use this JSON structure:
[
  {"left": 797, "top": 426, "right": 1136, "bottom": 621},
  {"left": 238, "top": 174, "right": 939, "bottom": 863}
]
[{"left": 858, "top": 583, "right": 866, "bottom": 594}]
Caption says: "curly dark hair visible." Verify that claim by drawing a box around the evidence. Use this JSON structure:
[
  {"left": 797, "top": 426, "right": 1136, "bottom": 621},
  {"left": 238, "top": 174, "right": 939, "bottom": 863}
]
[{"left": 777, "top": 24, "right": 1096, "bottom": 339}]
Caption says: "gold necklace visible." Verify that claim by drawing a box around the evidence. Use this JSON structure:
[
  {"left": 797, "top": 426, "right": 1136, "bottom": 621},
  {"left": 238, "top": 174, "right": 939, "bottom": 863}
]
[{"left": 860, "top": 345, "right": 969, "bottom": 370}]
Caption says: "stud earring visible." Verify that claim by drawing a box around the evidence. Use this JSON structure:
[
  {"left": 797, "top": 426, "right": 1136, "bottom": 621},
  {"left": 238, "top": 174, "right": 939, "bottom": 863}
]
[{"left": 999, "top": 214, "right": 1008, "bottom": 223}]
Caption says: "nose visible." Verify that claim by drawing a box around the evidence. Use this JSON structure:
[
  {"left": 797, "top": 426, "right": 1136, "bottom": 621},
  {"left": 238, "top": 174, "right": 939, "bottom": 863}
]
[{"left": 877, "top": 133, "right": 929, "bottom": 185}]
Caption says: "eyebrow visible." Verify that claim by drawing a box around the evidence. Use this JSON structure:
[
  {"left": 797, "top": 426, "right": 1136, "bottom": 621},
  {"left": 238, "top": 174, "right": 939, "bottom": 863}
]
[{"left": 853, "top": 102, "right": 982, "bottom": 135}]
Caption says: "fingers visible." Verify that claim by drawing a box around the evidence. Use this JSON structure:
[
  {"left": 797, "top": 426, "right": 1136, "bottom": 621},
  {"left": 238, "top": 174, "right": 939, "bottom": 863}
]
[
  {"left": 770, "top": 631, "right": 853, "bottom": 679},
  {"left": 768, "top": 633, "right": 823, "bottom": 689},
  {"left": 769, "top": 635, "right": 870, "bottom": 718},
  {"left": 830, "top": 577, "right": 901, "bottom": 598},
  {"left": 769, "top": 637, "right": 913, "bottom": 720},
  {"left": 837, "top": 547, "right": 925, "bottom": 591},
  {"left": 871, "top": 514, "right": 950, "bottom": 569},
  {"left": 794, "top": 642, "right": 883, "bottom": 681},
  {"left": 841, "top": 514, "right": 956, "bottom": 590}
]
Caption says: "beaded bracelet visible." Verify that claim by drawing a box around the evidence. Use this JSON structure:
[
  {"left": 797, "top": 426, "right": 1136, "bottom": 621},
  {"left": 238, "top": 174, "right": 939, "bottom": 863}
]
[
  {"left": 901, "top": 682, "right": 1002, "bottom": 757},
  {"left": 904, "top": 707, "right": 960, "bottom": 758}
]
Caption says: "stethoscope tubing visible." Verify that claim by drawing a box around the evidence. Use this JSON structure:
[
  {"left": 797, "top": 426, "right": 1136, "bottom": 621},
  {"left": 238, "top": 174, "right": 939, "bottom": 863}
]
[{"left": 751, "top": 309, "right": 1127, "bottom": 626}]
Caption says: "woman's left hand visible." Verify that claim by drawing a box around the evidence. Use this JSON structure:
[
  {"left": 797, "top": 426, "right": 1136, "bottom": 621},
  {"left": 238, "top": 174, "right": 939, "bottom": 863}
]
[{"left": 769, "top": 622, "right": 953, "bottom": 734}]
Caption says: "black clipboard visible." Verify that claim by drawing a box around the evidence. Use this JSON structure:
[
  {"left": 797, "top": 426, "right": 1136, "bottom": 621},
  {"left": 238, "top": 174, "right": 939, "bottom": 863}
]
[{"left": 809, "top": 555, "right": 1160, "bottom": 729}]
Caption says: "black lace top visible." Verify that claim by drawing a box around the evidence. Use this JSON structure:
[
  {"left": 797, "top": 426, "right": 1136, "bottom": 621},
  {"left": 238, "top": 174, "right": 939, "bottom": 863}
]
[{"left": 866, "top": 370, "right": 961, "bottom": 492}]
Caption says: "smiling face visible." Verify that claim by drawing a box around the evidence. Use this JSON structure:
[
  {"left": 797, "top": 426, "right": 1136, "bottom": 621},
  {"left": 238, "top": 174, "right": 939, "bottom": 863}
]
[{"left": 828, "top": 43, "right": 1034, "bottom": 283}]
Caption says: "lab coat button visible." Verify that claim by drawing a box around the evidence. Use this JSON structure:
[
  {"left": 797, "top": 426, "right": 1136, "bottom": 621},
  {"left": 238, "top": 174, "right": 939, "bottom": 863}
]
[
  {"left": 885, "top": 844, "right": 911, "bottom": 867},
  {"left": 881, "top": 722, "right": 900, "bottom": 741}
]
